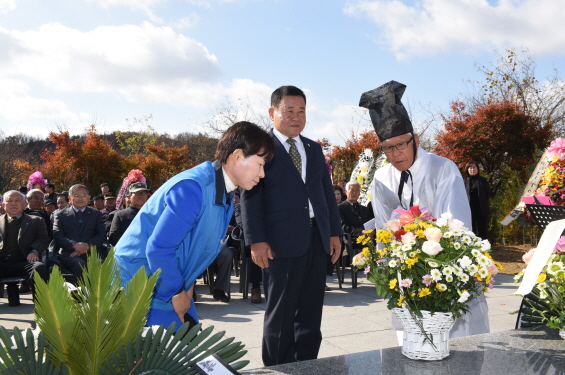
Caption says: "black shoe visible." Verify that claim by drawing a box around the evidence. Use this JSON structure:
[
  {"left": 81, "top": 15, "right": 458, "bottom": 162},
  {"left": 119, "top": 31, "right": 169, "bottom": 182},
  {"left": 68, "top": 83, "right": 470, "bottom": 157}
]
[
  {"left": 213, "top": 289, "right": 230, "bottom": 303},
  {"left": 325, "top": 284, "right": 331, "bottom": 292},
  {"left": 250, "top": 288, "right": 262, "bottom": 304}
]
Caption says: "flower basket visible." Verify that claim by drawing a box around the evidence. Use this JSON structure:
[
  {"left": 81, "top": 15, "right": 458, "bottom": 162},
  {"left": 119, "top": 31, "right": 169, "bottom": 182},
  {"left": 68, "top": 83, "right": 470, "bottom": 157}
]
[{"left": 392, "top": 308, "right": 455, "bottom": 360}]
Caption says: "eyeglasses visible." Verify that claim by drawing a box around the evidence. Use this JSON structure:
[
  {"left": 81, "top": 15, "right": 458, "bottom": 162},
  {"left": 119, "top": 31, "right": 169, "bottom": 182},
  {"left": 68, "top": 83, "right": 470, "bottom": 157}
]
[
  {"left": 72, "top": 194, "right": 88, "bottom": 199},
  {"left": 381, "top": 137, "right": 414, "bottom": 154},
  {"left": 132, "top": 191, "right": 148, "bottom": 196}
]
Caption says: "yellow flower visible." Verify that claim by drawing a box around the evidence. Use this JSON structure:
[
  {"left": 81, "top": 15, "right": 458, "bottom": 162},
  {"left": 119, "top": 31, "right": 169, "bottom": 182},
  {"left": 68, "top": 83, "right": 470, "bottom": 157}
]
[
  {"left": 475, "top": 274, "right": 482, "bottom": 282},
  {"left": 377, "top": 229, "right": 393, "bottom": 243},
  {"left": 537, "top": 273, "right": 547, "bottom": 283},
  {"left": 435, "top": 283, "right": 447, "bottom": 292},
  {"left": 405, "top": 257, "right": 418, "bottom": 269},
  {"left": 411, "top": 292, "right": 415, "bottom": 297},
  {"left": 485, "top": 274, "right": 492, "bottom": 285},
  {"left": 494, "top": 261, "right": 504, "bottom": 271},
  {"left": 356, "top": 175, "right": 364, "bottom": 184},
  {"left": 356, "top": 235, "right": 365, "bottom": 244},
  {"left": 397, "top": 295, "right": 406, "bottom": 307},
  {"left": 361, "top": 247, "right": 370, "bottom": 257},
  {"left": 415, "top": 229, "right": 425, "bottom": 239},
  {"left": 389, "top": 278, "right": 397, "bottom": 289},
  {"left": 419, "top": 288, "right": 431, "bottom": 298},
  {"left": 404, "top": 223, "right": 417, "bottom": 231}
]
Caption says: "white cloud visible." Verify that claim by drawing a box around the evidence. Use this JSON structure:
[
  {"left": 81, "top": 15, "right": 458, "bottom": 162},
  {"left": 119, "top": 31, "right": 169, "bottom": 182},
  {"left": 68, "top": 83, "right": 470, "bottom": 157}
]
[
  {"left": 0, "top": 0, "right": 17, "bottom": 15},
  {"left": 171, "top": 13, "right": 200, "bottom": 29},
  {"left": 344, "top": 0, "right": 565, "bottom": 60},
  {"left": 0, "top": 22, "right": 223, "bottom": 106}
]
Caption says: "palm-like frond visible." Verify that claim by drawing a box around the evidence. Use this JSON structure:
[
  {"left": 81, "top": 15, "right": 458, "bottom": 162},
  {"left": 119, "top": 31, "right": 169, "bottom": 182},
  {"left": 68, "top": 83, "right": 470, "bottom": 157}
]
[
  {"left": 0, "top": 326, "right": 68, "bottom": 375},
  {"left": 33, "top": 248, "right": 159, "bottom": 375},
  {"left": 99, "top": 323, "right": 249, "bottom": 374},
  {"left": 33, "top": 266, "right": 77, "bottom": 370}
]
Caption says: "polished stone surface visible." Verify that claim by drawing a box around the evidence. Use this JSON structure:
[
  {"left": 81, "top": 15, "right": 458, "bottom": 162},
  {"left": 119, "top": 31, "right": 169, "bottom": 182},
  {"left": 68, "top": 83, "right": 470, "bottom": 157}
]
[{"left": 242, "top": 327, "right": 565, "bottom": 375}]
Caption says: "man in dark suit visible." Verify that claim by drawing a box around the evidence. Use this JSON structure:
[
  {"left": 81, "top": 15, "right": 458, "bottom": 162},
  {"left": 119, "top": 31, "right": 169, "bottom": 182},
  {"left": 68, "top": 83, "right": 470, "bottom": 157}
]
[
  {"left": 338, "top": 181, "right": 374, "bottom": 240},
  {"left": 0, "top": 190, "right": 49, "bottom": 292},
  {"left": 52, "top": 184, "right": 105, "bottom": 284},
  {"left": 240, "top": 85, "right": 343, "bottom": 366}
]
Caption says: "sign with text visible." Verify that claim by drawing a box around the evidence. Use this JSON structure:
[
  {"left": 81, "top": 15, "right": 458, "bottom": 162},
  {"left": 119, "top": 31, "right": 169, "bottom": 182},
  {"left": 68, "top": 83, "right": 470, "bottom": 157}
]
[
  {"left": 194, "top": 354, "right": 240, "bottom": 375},
  {"left": 515, "top": 218, "right": 565, "bottom": 296}
]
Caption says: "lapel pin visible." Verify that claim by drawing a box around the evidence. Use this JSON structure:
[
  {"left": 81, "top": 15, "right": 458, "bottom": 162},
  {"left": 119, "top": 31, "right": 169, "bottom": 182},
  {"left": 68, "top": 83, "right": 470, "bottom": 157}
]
[{"left": 307, "top": 143, "right": 310, "bottom": 147}]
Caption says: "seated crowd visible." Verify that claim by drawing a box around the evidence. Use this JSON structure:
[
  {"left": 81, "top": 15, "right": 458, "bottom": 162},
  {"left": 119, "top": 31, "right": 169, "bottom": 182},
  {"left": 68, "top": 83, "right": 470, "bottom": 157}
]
[{"left": 0, "top": 180, "right": 264, "bottom": 305}]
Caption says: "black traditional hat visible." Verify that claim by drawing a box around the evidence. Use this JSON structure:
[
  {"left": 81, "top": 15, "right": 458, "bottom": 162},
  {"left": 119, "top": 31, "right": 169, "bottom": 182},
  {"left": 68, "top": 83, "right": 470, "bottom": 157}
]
[{"left": 359, "top": 80, "right": 413, "bottom": 142}]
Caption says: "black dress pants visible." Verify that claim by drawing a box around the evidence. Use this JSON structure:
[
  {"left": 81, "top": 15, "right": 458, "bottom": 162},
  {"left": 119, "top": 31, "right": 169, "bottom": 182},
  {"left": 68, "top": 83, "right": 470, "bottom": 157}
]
[
  {"left": 261, "top": 225, "right": 326, "bottom": 366},
  {"left": 0, "top": 259, "right": 49, "bottom": 288}
]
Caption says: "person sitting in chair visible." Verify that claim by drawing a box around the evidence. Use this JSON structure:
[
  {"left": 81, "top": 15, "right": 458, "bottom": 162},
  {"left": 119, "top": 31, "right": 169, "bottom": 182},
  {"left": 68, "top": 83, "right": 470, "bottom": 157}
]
[{"left": 338, "top": 181, "right": 374, "bottom": 243}]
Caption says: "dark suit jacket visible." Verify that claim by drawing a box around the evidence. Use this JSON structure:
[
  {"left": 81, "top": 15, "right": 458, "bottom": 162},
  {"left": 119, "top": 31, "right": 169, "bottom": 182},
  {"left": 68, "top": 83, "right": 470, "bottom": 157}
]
[
  {"left": 52, "top": 206, "right": 105, "bottom": 253},
  {"left": 464, "top": 176, "right": 491, "bottom": 216},
  {"left": 338, "top": 201, "right": 374, "bottom": 237},
  {"left": 240, "top": 130, "right": 342, "bottom": 258},
  {"left": 0, "top": 213, "right": 49, "bottom": 257}
]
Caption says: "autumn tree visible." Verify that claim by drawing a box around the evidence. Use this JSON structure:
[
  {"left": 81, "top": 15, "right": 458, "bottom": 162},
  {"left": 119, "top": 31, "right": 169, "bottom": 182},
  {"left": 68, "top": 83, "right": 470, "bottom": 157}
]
[
  {"left": 0, "top": 133, "right": 41, "bottom": 191},
  {"left": 129, "top": 144, "right": 189, "bottom": 189},
  {"left": 435, "top": 99, "right": 551, "bottom": 194},
  {"left": 41, "top": 125, "right": 127, "bottom": 192}
]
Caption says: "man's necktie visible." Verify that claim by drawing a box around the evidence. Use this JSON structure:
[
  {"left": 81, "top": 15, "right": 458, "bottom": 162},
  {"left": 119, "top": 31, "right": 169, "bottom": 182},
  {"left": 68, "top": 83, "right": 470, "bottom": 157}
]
[
  {"left": 353, "top": 202, "right": 360, "bottom": 216},
  {"left": 286, "top": 138, "right": 302, "bottom": 173},
  {"left": 76, "top": 210, "right": 84, "bottom": 224}
]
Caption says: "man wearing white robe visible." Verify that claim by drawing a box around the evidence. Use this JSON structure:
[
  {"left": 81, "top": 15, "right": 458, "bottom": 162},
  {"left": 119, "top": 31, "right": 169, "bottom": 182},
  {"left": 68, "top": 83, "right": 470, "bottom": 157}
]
[{"left": 360, "top": 80, "right": 490, "bottom": 340}]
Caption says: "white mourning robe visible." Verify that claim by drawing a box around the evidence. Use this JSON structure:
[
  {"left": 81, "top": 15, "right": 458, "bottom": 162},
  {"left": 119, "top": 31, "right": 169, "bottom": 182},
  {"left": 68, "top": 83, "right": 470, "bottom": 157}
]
[{"left": 370, "top": 147, "right": 490, "bottom": 339}]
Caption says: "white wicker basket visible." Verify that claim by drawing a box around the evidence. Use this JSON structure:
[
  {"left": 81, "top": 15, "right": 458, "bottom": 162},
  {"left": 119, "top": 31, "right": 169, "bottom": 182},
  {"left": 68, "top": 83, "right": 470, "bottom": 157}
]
[
  {"left": 392, "top": 308, "right": 455, "bottom": 361},
  {"left": 560, "top": 330, "right": 565, "bottom": 340}
]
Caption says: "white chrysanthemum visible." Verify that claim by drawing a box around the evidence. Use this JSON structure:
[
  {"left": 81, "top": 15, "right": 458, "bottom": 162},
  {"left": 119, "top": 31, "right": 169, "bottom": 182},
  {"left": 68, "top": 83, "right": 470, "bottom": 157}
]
[
  {"left": 453, "top": 266, "right": 464, "bottom": 276},
  {"left": 409, "top": 251, "right": 416, "bottom": 258},
  {"left": 538, "top": 282, "right": 548, "bottom": 289},
  {"left": 401, "top": 244, "right": 412, "bottom": 251},
  {"left": 459, "top": 273, "right": 469, "bottom": 282},
  {"left": 461, "top": 236, "right": 472, "bottom": 244},
  {"left": 458, "top": 256, "right": 473, "bottom": 268},
  {"left": 436, "top": 283, "right": 447, "bottom": 292},
  {"left": 481, "top": 240, "right": 491, "bottom": 251},
  {"left": 468, "top": 264, "right": 479, "bottom": 274},
  {"left": 388, "top": 260, "right": 398, "bottom": 267},
  {"left": 442, "top": 267, "right": 453, "bottom": 276},
  {"left": 478, "top": 268, "right": 489, "bottom": 278},
  {"left": 471, "top": 249, "right": 481, "bottom": 257},
  {"left": 477, "top": 256, "right": 492, "bottom": 267},
  {"left": 539, "top": 290, "right": 548, "bottom": 299},
  {"left": 547, "top": 262, "right": 564, "bottom": 275},
  {"left": 453, "top": 242, "right": 461, "bottom": 250},
  {"left": 443, "top": 231, "right": 453, "bottom": 238},
  {"left": 445, "top": 274, "right": 454, "bottom": 283},
  {"left": 452, "top": 230, "right": 462, "bottom": 237},
  {"left": 428, "top": 261, "right": 439, "bottom": 268},
  {"left": 430, "top": 268, "right": 442, "bottom": 281}
]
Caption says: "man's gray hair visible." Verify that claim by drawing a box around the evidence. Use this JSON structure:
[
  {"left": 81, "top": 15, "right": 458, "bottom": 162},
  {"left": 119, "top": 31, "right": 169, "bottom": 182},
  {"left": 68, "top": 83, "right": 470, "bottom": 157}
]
[
  {"left": 26, "top": 188, "right": 44, "bottom": 198},
  {"left": 3, "top": 190, "right": 26, "bottom": 201},
  {"left": 345, "top": 180, "right": 361, "bottom": 191},
  {"left": 69, "top": 184, "right": 89, "bottom": 195}
]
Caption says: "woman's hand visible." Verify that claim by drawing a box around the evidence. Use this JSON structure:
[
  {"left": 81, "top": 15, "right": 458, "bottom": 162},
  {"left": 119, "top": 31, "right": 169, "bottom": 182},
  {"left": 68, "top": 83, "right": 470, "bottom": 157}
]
[{"left": 171, "top": 287, "right": 193, "bottom": 323}]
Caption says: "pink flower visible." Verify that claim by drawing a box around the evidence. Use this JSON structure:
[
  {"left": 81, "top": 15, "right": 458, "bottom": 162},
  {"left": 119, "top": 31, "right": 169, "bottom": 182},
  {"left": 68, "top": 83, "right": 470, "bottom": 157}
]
[
  {"left": 424, "top": 227, "right": 442, "bottom": 242},
  {"left": 401, "top": 232, "right": 416, "bottom": 244},
  {"left": 489, "top": 263, "right": 499, "bottom": 276},
  {"left": 422, "top": 241, "right": 443, "bottom": 256},
  {"left": 400, "top": 278, "right": 412, "bottom": 288},
  {"left": 448, "top": 219, "right": 468, "bottom": 231},
  {"left": 364, "top": 266, "right": 371, "bottom": 275},
  {"left": 422, "top": 275, "right": 433, "bottom": 286},
  {"left": 522, "top": 248, "right": 536, "bottom": 264},
  {"left": 385, "top": 219, "right": 401, "bottom": 232},
  {"left": 554, "top": 236, "right": 565, "bottom": 253},
  {"left": 547, "top": 138, "right": 565, "bottom": 159}
]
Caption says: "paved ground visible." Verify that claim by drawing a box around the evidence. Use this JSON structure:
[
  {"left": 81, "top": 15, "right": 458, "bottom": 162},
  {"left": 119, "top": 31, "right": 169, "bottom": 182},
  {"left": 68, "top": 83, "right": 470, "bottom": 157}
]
[{"left": 0, "top": 273, "right": 523, "bottom": 371}]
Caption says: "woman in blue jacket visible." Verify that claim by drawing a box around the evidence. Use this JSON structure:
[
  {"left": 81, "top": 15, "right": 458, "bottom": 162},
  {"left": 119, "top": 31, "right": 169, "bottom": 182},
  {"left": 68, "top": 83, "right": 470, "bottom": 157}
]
[{"left": 114, "top": 122, "right": 274, "bottom": 329}]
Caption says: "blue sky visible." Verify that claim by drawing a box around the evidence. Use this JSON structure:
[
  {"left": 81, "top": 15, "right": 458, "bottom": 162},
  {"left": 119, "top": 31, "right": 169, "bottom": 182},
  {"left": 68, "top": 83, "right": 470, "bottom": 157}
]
[{"left": 1, "top": 0, "right": 564, "bottom": 145}]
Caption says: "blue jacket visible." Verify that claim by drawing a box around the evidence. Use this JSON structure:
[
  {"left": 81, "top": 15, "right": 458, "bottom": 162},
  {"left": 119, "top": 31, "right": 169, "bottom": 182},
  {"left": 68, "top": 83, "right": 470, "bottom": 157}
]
[{"left": 115, "top": 161, "right": 234, "bottom": 311}]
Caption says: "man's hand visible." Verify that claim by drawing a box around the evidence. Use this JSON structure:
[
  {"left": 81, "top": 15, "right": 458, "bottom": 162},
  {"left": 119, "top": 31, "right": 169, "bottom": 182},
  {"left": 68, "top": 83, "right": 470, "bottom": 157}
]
[
  {"left": 27, "top": 252, "right": 39, "bottom": 262},
  {"left": 251, "top": 242, "right": 274, "bottom": 269},
  {"left": 226, "top": 225, "right": 235, "bottom": 234},
  {"left": 330, "top": 236, "right": 341, "bottom": 263},
  {"left": 172, "top": 289, "right": 192, "bottom": 323},
  {"left": 72, "top": 242, "right": 89, "bottom": 256}
]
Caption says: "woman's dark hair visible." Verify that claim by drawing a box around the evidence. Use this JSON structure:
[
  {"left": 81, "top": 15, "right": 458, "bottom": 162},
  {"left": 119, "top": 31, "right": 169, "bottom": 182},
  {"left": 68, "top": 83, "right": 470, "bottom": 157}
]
[
  {"left": 271, "top": 85, "right": 306, "bottom": 108},
  {"left": 465, "top": 160, "right": 480, "bottom": 177},
  {"left": 215, "top": 121, "right": 275, "bottom": 164},
  {"left": 46, "top": 183, "right": 55, "bottom": 189},
  {"left": 333, "top": 185, "right": 346, "bottom": 202}
]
